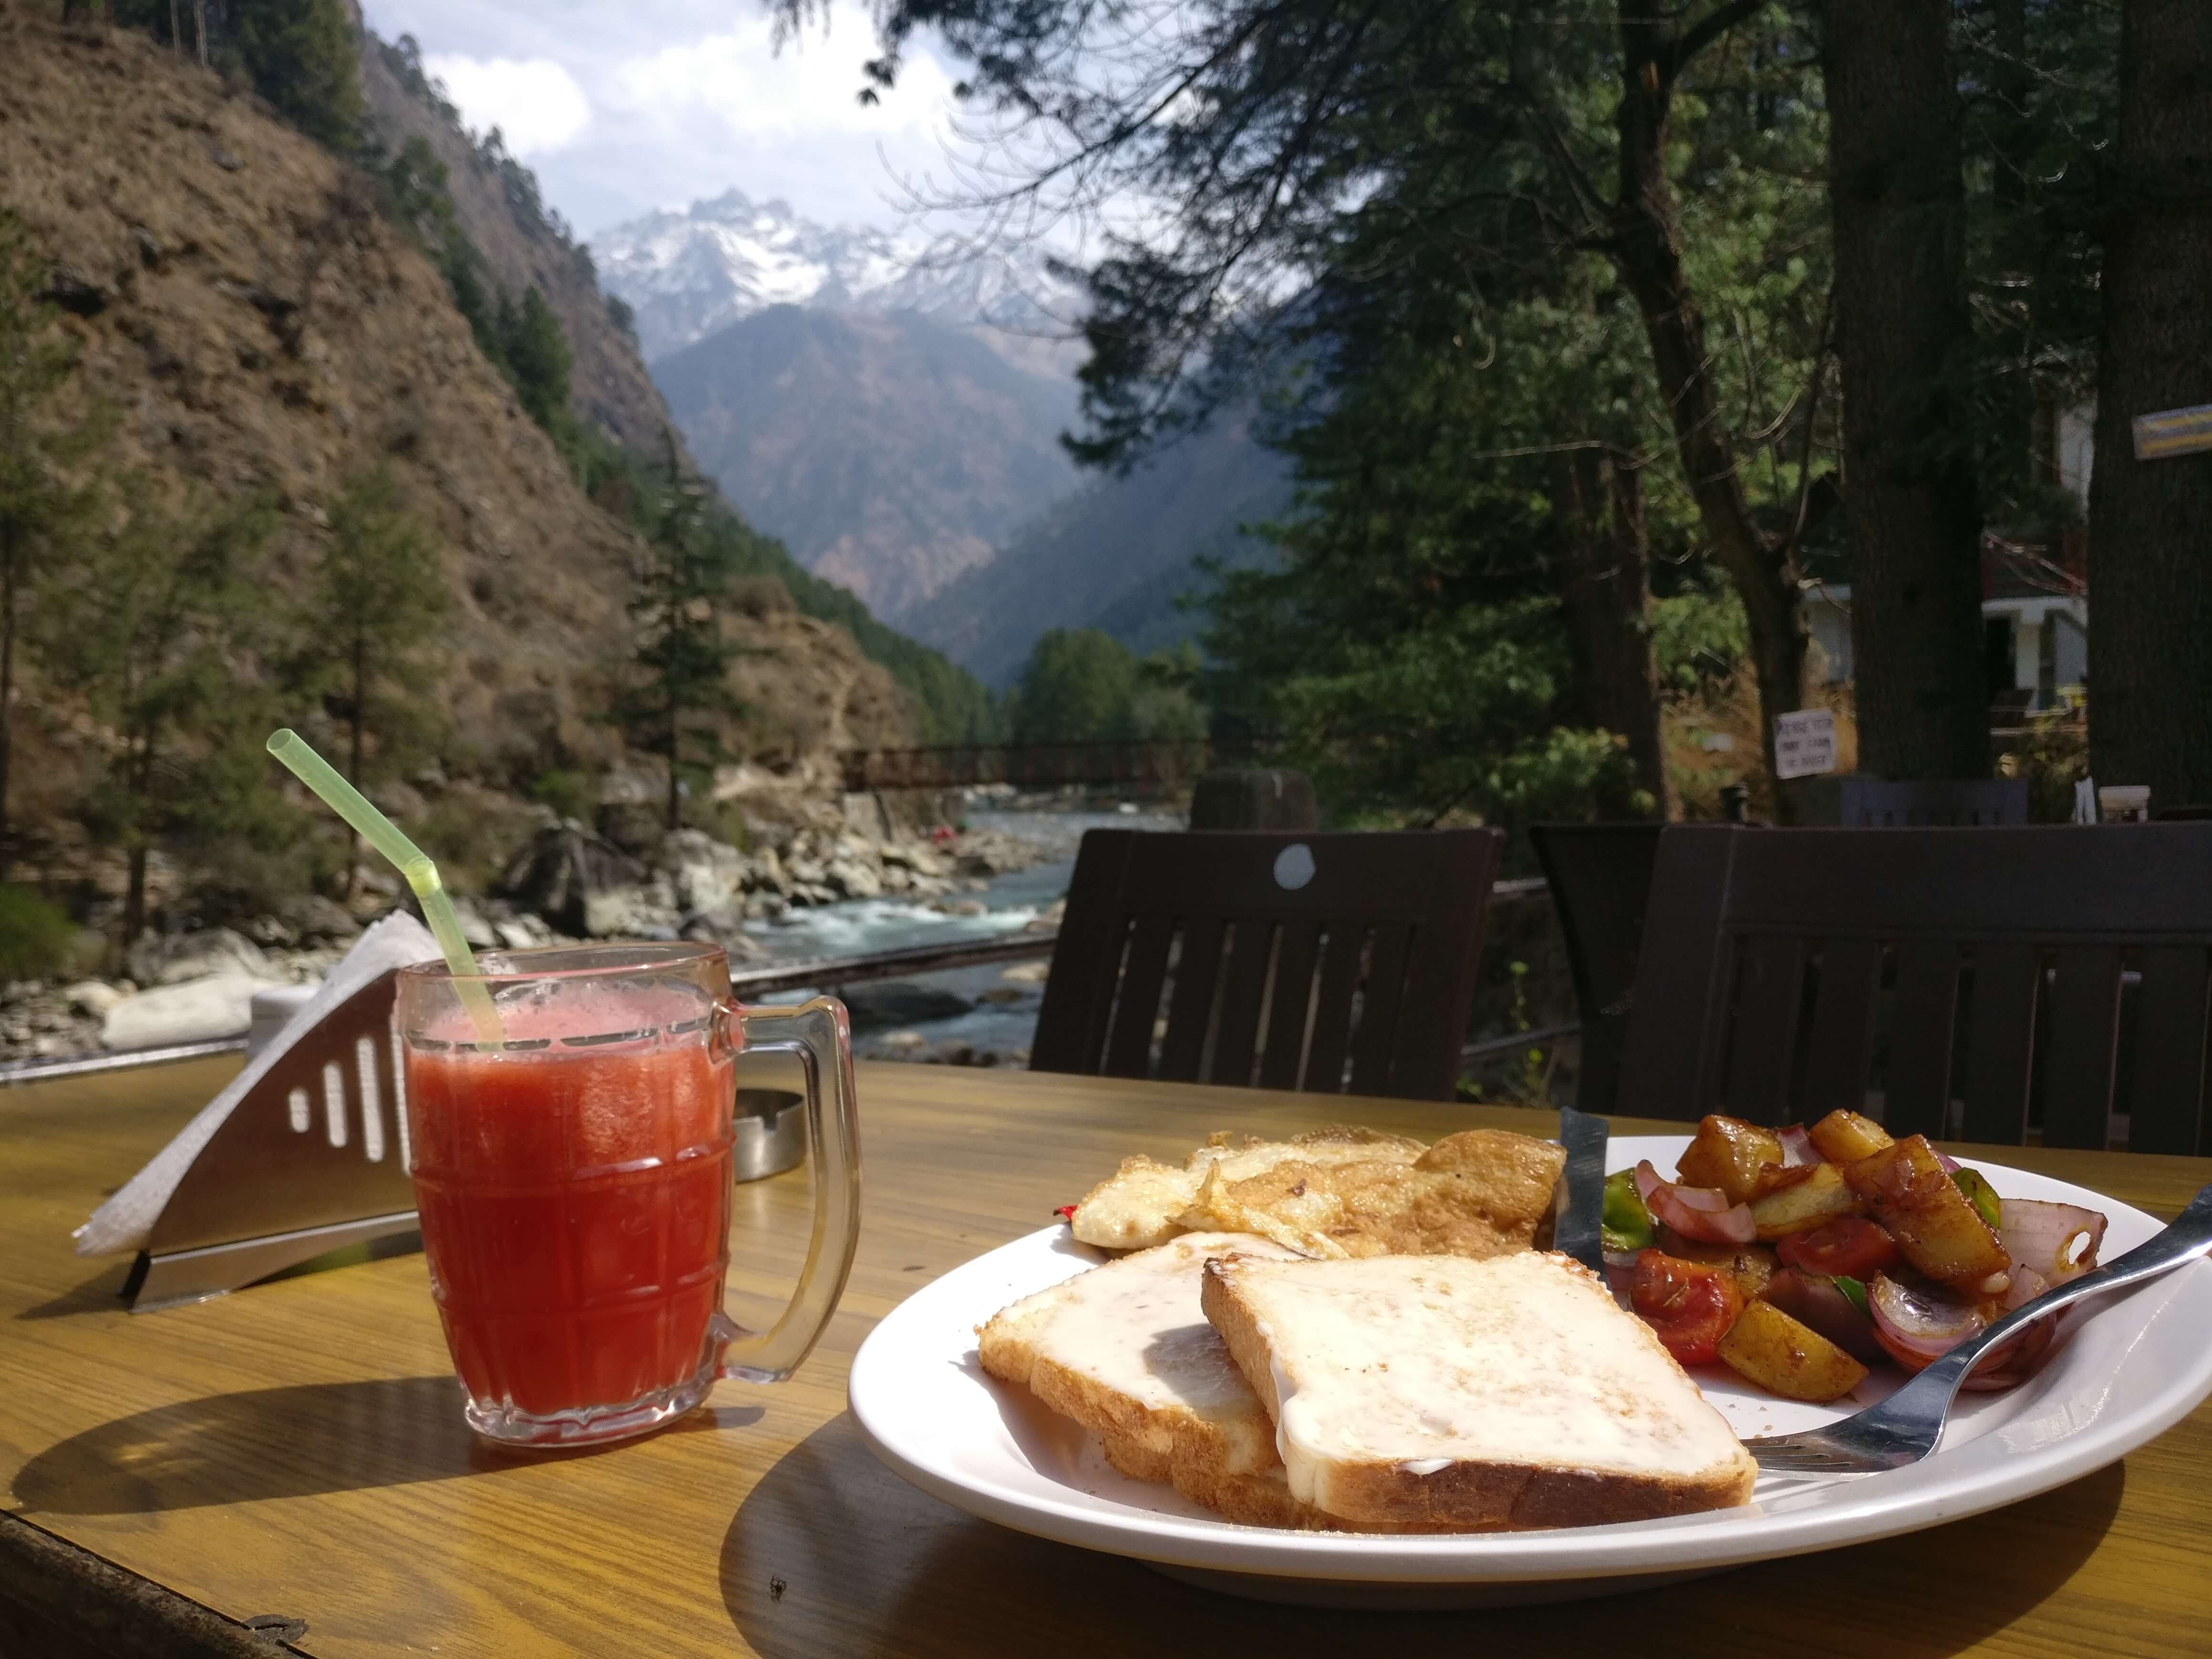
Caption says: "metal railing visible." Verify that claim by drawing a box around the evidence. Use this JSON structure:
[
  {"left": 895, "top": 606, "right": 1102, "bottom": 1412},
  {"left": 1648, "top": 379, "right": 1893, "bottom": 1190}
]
[
  {"left": 0, "top": 932, "right": 1063, "bottom": 1088},
  {"left": 0, "top": 911, "right": 1586, "bottom": 1087}
]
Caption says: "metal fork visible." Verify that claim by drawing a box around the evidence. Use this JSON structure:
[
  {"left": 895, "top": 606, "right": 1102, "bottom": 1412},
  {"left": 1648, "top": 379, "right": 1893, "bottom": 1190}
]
[{"left": 1744, "top": 1181, "right": 2212, "bottom": 1475}]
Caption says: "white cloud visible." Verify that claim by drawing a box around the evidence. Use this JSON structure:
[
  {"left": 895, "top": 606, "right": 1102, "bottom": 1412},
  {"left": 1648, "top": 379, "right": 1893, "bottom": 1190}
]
[
  {"left": 422, "top": 53, "right": 593, "bottom": 157},
  {"left": 366, "top": 0, "right": 975, "bottom": 234}
]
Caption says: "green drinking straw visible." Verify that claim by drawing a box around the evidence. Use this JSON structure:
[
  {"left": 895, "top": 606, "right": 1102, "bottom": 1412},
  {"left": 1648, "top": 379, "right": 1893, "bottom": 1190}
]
[{"left": 266, "top": 728, "right": 505, "bottom": 1046}]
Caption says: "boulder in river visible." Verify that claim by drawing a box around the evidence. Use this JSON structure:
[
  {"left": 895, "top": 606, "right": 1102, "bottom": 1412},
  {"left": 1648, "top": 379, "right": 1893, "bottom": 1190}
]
[
  {"left": 497, "top": 822, "right": 643, "bottom": 939},
  {"left": 124, "top": 927, "right": 272, "bottom": 988},
  {"left": 102, "top": 971, "right": 283, "bottom": 1049},
  {"left": 840, "top": 980, "right": 973, "bottom": 1032}
]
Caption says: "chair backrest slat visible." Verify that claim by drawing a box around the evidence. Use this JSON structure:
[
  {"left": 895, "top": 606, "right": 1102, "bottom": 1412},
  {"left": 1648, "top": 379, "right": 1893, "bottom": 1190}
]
[
  {"left": 1960, "top": 941, "right": 2042, "bottom": 1144},
  {"left": 1722, "top": 933, "right": 1807, "bottom": 1125},
  {"left": 1155, "top": 914, "right": 1227, "bottom": 1083},
  {"left": 2040, "top": 946, "right": 2124, "bottom": 1150},
  {"left": 1346, "top": 923, "right": 1414, "bottom": 1098},
  {"left": 1300, "top": 924, "right": 1367, "bottom": 1093},
  {"left": 1258, "top": 920, "right": 1324, "bottom": 1091},
  {"left": 1619, "top": 824, "right": 2212, "bottom": 1150},
  {"left": 1206, "top": 919, "right": 1278, "bottom": 1088},
  {"left": 2130, "top": 946, "right": 2210, "bottom": 1154},
  {"left": 1102, "top": 913, "right": 1178, "bottom": 1078},
  {"left": 1883, "top": 941, "right": 1961, "bottom": 1138},
  {"left": 1033, "top": 829, "right": 1501, "bottom": 1101},
  {"left": 1800, "top": 936, "right": 1884, "bottom": 1119}
]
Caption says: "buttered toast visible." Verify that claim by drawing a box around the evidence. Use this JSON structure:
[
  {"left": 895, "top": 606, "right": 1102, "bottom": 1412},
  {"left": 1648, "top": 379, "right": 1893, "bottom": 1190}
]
[
  {"left": 1199, "top": 1251, "right": 1757, "bottom": 1530},
  {"left": 977, "top": 1232, "right": 1315, "bottom": 1526}
]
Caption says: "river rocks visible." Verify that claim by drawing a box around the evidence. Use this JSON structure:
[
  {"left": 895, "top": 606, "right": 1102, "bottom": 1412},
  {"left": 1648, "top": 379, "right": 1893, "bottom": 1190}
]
[
  {"left": 280, "top": 894, "right": 363, "bottom": 944},
  {"left": 824, "top": 858, "right": 882, "bottom": 901},
  {"left": 125, "top": 927, "right": 272, "bottom": 988},
  {"left": 63, "top": 980, "right": 127, "bottom": 1017},
  {"left": 840, "top": 981, "right": 974, "bottom": 1031},
  {"left": 496, "top": 822, "right": 643, "bottom": 938},
  {"left": 102, "top": 971, "right": 284, "bottom": 1050}
]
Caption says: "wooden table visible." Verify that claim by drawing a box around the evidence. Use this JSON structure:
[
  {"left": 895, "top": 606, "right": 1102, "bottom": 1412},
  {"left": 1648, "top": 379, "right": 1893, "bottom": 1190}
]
[{"left": 3, "top": 1060, "right": 2210, "bottom": 1658}]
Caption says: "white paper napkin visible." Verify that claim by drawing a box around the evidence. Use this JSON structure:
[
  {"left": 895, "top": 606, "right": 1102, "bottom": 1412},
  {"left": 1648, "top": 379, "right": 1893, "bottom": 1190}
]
[{"left": 75, "top": 912, "right": 441, "bottom": 1256}]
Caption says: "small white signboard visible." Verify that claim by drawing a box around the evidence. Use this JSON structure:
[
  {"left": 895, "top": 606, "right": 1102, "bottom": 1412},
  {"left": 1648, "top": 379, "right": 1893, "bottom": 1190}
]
[{"left": 1773, "top": 708, "right": 1838, "bottom": 781}]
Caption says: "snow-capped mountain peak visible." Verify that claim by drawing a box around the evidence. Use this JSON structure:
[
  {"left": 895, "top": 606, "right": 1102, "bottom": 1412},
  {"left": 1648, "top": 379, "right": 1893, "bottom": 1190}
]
[{"left": 590, "top": 190, "right": 1083, "bottom": 367}]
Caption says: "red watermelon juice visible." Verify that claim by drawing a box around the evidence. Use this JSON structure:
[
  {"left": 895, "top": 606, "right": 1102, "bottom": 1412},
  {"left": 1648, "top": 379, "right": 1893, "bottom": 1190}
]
[{"left": 404, "top": 1017, "right": 735, "bottom": 1423}]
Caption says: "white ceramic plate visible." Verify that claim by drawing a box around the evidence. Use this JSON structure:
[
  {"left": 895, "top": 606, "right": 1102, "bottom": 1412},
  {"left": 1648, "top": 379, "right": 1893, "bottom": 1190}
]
[{"left": 847, "top": 1137, "right": 2212, "bottom": 1607}]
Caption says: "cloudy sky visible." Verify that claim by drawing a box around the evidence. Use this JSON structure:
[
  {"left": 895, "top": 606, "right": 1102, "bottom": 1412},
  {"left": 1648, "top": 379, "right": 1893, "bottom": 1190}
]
[{"left": 358, "top": 0, "right": 969, "bottom": 239}]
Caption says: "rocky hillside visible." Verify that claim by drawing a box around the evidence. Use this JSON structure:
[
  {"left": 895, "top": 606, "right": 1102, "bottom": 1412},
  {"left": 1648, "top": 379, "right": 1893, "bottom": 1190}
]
[
  {"left": 355, "top": 31, "right": 672, "bottom": 451},
  {"left": 0, "top": 10, "right": 914, "bottom": 818},
  {"left": 653, "top": 305, "right": 1080, "bottom": 621}
]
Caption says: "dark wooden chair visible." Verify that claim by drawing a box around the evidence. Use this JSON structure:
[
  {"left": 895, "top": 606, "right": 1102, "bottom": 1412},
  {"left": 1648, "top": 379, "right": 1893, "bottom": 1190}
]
[
  {"left": 1528, "top": 824, "right": 1664, "bottom": 1116},
  {"left": 1618, "top": 824, "right": 2212, "bottom": 1152},
  {"left": 1030, "top": 829, "right": 1502, "bottom": 1100}
]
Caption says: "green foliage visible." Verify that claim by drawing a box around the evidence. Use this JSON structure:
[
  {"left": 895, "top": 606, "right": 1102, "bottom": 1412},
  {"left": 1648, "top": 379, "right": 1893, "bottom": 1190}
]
[
  {"left": 0, "top": 885, "right": 74, "bottom": 983},
  {"left": 1652, "top": 576, "right": 1751, "bottom": 700},
  {"left": 612, "top": 437, "right": 752, "bottom": 830},
  {"left": 0, "top": 207, "right": 107, "bottom": 852},
  {"left": 33, "top": 482, "right": 288, "bottom": 934},
  {"left": 224, "top": 0, "right": 364, "bottom": 148},
  {"left": 498, "top": 288, "right": 573, "bottom": 434},
  {"left": 1010, "top": 629, "right": 1205, "bottom": 745},
  {"left": 292, "top": 467, "right": 450, "bottom": 792},
  {"left": 530, "top": 768, "right": 597, "bottom": 826},
  {"left": 114, "top": 0, "right": 362, "bottom": 149}
]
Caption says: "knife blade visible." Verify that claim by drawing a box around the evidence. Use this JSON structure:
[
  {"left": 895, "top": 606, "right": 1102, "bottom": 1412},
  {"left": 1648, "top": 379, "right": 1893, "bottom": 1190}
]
[{"left": 1554, "top": 1102, "right": 1610, "bottom": 1277}]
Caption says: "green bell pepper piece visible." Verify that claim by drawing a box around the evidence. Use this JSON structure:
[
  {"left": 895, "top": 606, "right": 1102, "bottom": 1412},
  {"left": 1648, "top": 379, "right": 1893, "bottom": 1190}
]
[
  {"left": 1952, "top": 1166, "right": 2003, "bottom": 1230},
  {"left": 1600, "top": 1167, "right": 1653, "bottom": 1256}
]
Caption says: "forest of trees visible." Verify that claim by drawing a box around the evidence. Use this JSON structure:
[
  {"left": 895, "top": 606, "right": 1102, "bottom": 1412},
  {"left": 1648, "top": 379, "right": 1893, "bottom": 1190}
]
[{"left": 811, "top": 0, "right": 2210, "bottom": 824}]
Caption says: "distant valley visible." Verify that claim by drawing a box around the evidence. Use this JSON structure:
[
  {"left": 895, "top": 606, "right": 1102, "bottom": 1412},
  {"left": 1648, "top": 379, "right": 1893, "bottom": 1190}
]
[{"left": 591, "top": 193, "right": 1289, "bottom": 663}]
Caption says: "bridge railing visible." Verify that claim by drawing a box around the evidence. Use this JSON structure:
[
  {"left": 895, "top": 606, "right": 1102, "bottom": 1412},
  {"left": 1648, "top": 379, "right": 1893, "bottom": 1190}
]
[{"left": 840, "top": 738, "right": 1222, "bottom": 794}]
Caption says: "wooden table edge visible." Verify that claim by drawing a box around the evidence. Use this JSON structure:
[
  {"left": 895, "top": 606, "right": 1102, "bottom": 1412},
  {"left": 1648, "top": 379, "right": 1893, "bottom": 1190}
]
[{"left": 0, "top": 1509, "right": 306, "bottom": 1659}]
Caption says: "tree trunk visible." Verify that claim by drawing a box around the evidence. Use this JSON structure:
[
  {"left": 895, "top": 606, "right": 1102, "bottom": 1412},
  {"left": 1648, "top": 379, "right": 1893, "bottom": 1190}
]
[
  {"left": 1609, "top": 4, "right": 1808, "bottom": 792},
  {"left": 1558, "top": 450, "right": 1674, "bottom": 819},
  {"left": 168, "top": 0, "right": 179, "bottom": 51},
  {"left": 192, "top": 0, "right": 206, "bottom": 65},
  {"left": 1986, "top": 0, "right": 2038, "bottom": 501},
  {"left": 2088, "top": 0, "right": 2212, "bottom": 809},
  {"left": 1825, "top": 0, "right": 1990, "bottom": 780}
]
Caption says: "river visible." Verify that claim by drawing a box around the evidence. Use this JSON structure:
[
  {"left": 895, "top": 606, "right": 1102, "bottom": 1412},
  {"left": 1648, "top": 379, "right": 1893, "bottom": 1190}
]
[{"left": 737, "top": 804, "right": 1184, "bottom": 1064}]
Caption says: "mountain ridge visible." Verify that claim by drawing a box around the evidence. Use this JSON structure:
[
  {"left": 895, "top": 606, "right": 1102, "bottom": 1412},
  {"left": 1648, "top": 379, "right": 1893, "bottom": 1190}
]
[{"left": 653, "top": 305, "right": 1080, "bottom": 622}]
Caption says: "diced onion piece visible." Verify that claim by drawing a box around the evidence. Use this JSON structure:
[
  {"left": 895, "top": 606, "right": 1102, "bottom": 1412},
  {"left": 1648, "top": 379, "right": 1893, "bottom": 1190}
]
[
  {"left": 1998, "top": 1198, "right": 2107, "bottom": 1286},
  {"left": 1776, "top": 1125, "right": 1822, "bottom": 1167},
  {"left": 1869, "top": 1272, "right": 1986, "bottom": 1360},
  {"left": 1638, "top": 1160, "right": 1757, "bottom": 1244}
]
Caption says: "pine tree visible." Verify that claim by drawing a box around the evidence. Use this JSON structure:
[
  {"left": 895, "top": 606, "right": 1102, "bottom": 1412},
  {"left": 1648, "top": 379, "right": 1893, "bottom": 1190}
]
[
  {"left": 501, "top": 287, "right": 572, "bottom": 433},
  {"left": 615, "top": 436, "right": 749, "bottom": 833},
  {"left": 0, "top": 210, "right": 106, "bottom": 871},
  {"left": 35, "top": 485, "right": 278, "bottom": 940},
  {"left": 300, "top": 468, "right": 449, "bottom": 894}
]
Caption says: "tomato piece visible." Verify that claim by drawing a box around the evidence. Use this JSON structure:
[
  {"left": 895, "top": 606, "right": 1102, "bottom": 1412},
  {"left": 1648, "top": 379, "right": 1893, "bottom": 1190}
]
[
  {"left": 1776, "top": 1217, "right": 1901, "bottom": 1280},
  {"left": 1630, "top": 1249, "right": 1745, "bottom": 1365}
]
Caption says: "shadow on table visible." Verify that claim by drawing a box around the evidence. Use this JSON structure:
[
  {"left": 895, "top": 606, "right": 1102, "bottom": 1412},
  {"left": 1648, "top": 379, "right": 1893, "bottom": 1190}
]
[
  {"left": 15, "top": 1376, "right": 500, "bottom": 1515},
  {"left": 13, "top": 1260, "right": 137, "bottom": 1321},
  {"left": 719, "top": 1414, "right": 2127, "bottom": 1659},
  {"left": 13, "top": 1377, "right": 766, "bottom": 1517}
]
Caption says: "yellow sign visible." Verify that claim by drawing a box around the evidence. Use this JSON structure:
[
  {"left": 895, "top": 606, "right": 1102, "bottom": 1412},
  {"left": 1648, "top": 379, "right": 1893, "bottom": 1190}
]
[{"left": 2132, "top": 404, "right": 2212, "bottom": 461}]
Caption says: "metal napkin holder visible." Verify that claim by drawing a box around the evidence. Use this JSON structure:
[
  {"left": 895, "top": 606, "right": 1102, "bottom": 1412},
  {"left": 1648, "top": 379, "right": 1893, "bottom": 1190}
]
[
  {"left": 123, "top": 972, "right": 814, "bottom": 1311},
  {"left": 127, "top": 970, "right": 418, "bottom": 1312}
]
